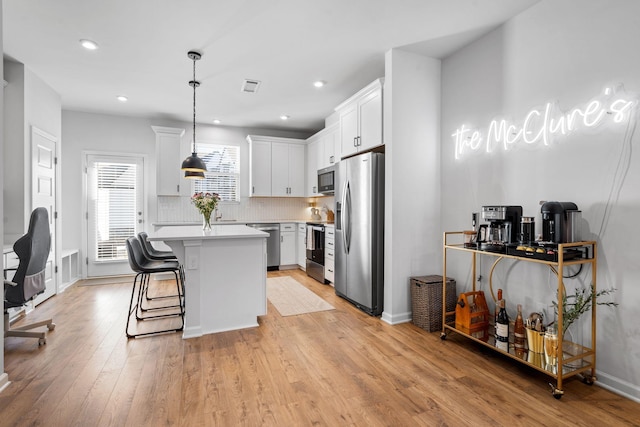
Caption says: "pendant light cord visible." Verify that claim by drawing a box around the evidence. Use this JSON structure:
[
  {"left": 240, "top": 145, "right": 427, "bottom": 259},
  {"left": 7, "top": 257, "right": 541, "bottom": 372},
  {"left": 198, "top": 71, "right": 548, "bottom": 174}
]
[{"left": 192, "top": 56, "right": 197, "bottom": 154}]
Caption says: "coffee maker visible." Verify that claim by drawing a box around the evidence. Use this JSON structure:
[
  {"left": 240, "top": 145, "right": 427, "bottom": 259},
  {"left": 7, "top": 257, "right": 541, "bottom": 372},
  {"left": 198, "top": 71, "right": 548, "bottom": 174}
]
[
  {"left": 477, "top": 205, "right": 523, "bottom": 251},
  {"left": 540, "top": 201, "right": 582, "bottom": 243}
]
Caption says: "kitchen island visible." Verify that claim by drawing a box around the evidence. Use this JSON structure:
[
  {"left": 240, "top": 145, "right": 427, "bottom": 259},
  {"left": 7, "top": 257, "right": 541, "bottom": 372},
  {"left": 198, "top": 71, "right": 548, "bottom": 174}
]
[{"left": 148, "top": 224, "right": 268, "bottom": 338}]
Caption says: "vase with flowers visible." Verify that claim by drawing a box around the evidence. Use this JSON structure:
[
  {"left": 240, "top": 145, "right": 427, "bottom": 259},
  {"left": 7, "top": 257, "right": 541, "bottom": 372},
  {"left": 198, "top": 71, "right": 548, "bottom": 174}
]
[{"left": 191, "top": 192, "right": 220, "bottom": 231}]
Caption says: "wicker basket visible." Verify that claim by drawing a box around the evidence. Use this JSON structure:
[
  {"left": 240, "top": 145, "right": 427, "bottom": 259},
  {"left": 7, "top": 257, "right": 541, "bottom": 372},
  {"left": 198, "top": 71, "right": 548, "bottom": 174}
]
[{"left": 410, "top": 275, "right": 457, "bottom": 332}]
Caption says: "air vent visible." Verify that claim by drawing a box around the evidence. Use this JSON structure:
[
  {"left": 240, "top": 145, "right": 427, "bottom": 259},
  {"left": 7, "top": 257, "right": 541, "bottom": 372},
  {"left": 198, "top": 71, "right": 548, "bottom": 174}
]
[{"left": 241, "top": 79, "right": 261, "bottom": 93}]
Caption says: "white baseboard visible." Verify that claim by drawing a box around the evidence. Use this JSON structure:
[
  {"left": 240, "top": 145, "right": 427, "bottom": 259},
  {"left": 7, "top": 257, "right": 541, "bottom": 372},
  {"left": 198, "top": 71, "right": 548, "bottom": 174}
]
[
  {"left": 596, "top": 371, "right": 640, "bottom": 403},
  {"left": 0, "top": 373, "right": 10, "bottom": 394},
  {"left": 381, "top": 310, "right": 412, "bottom": 325}
]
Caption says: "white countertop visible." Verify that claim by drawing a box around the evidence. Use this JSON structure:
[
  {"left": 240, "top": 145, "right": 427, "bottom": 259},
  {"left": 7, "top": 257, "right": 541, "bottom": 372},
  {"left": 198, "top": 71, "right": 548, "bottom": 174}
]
[
  {"left": 152, "top": 219, "right": 332, "bottom": 227},
  {"left": 148, "top": 224, "right": 268, "bottom": 242}
]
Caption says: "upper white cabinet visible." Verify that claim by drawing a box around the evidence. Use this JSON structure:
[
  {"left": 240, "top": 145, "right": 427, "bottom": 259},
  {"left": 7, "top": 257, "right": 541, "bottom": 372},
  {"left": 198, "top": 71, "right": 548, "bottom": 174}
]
[
  {"left": 322, "top": 124, "right": 339, "bottom": 166},
  {"left": 247, "top": 135, "right": 305, "bottom": 197},
  {"left": 335, "top": 79, "right": 384, "bottom": 158},
  {"left": 248, "top": 137, "right": 272, "bottom": 197},
  {"left": 153, "top": 126, "right": 189, "bottom": 196},
  {"left": 305, "top": 123, "right": 339, "bottom": 197},
  {"left": 306, "top": 137, "right": 321, "bottom": 197}
]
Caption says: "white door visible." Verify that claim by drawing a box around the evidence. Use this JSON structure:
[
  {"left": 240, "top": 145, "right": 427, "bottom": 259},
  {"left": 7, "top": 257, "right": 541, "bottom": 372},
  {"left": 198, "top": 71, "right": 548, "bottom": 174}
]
[
  {"left": 86, "top": 154, "right": 144, "bottom": 277},
  {"left": 31, "top": 127, "right": 57, "bottom": 305}
]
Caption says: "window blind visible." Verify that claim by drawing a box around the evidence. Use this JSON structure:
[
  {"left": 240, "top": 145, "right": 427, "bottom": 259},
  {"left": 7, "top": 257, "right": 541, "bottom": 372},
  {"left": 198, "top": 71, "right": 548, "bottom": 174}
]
[
  {"left": 193, "top": 143, "right": 240, "bottom": 202},
  {"left": 95, "top": 161, "right": 137, "bottom": 261}
]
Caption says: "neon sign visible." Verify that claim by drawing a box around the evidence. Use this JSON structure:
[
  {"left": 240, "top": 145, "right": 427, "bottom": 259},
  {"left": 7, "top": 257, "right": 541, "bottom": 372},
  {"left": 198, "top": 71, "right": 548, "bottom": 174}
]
[{"left": 452, "top": 85, "right": 638, "bottom": 160}]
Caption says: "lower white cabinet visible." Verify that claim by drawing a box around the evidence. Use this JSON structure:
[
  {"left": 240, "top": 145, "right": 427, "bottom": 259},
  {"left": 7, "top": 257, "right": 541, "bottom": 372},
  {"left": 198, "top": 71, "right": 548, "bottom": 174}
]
[
  {"left": 280, "top": 223, "right": 297, "bottom": 266},
  {"left": 325, "top": 225, "right": 335, "bottom": 283},
  {"left": 297, "top": 223, "right": 306, "bottom": 269}
]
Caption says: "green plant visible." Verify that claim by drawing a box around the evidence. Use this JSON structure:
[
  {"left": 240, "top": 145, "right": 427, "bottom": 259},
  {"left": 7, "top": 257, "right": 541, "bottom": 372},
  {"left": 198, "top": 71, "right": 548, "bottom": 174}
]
[{"left": 551, "top": 284, "right": 618, "bottom": 334}]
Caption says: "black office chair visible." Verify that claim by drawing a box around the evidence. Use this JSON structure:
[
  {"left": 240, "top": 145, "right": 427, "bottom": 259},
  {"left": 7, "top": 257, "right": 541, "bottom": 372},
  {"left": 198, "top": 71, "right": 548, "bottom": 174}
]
[
  {"left": 125, "top": 237, "right": 184, "bottom": 338},
  {"left": 4, "top": 207, "right": 55, "bottom": 346}
]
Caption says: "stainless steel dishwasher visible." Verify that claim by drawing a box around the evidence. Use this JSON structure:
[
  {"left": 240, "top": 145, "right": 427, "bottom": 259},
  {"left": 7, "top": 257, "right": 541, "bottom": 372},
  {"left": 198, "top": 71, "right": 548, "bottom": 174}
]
[{"left": 246, "top": 223, "right": 280, "bottom": 270}]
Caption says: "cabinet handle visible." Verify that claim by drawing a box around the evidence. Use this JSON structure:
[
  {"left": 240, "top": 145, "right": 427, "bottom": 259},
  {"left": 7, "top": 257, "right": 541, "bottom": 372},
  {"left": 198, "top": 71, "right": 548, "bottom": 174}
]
[
  {"left": 281, "top": 236, "right": 283, "bottom": 242},
  {"left": 353, "top": 137, "right": 357, "bottom": 147},
  {"left": 177, "top": 184, "right": 180, "bottom": 193},
  {"left": 357, "top": 136, "right": 362, "bottom": 146},
  {"left": 252, "top": 186, "right": 255, "bottom": 194},
  {"left": 330, "top": 156, "right": 334, "bottom": 163},
  {"left": 313, "top": 186, "right": 316, "bottom": 193}
]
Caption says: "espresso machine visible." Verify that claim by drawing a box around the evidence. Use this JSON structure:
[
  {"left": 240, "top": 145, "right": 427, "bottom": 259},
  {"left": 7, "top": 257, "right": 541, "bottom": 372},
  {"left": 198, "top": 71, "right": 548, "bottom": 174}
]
[
  {"left": 540, "top": 201, "right": 582, "bottom": 243},
  {"left": 477, "top": 205, "right": 523, "bottom": 252}
]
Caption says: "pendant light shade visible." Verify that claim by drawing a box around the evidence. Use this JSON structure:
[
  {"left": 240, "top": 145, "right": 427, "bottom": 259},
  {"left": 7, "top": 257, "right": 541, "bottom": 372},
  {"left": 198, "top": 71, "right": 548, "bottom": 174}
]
[
  {"left": 181, "top": 50, "right": 207, "bottom": 177},
  {"left": 184, "top": 170, "right": 206, "bottom": 179}
]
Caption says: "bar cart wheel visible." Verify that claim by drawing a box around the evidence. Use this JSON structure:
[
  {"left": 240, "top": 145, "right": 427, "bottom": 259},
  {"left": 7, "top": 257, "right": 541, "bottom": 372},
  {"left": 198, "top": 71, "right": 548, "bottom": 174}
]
[
  {"left": 549, "top": 383, "right": 564, "bottom": 399},
  {"left": 440, "top": 332, "right": 447, "bottom": 340},
  {"left": 582, "top": 374, "right": 596, "bottom": 385}
]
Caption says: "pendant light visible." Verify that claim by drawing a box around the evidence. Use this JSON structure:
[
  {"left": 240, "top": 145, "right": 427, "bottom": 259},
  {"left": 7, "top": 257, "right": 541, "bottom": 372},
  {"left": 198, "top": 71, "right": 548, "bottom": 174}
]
[{"left": 181, "top": 50, "right": 207, "bottom": 177}]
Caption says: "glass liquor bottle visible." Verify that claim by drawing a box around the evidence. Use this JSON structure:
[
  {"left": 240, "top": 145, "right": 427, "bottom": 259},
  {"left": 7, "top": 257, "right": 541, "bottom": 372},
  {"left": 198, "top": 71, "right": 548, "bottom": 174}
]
[
  {"left": 494, "top": 288, "right": 502, "bottom": 339},
  {"left": 514, "top": 304, "right": 525, "bottom": 349},
  {"left": 496, "top": 299, "right": 510, "bottom": 350}
]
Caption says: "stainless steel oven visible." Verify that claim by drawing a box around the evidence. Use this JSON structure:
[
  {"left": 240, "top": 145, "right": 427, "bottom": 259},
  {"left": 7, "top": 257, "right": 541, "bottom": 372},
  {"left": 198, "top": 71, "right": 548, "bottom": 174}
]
[{"left": 306, "top": 223, "right": 325, "bottom": 283}]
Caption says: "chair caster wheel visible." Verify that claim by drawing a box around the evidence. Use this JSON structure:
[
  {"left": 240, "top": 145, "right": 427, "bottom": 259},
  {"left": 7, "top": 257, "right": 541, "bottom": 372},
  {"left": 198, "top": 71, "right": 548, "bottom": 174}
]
[
  {"left": 47, "top": 323, "right": 56, "bottom": 331},
  {"left": 38, "top": 338, "right": 46, "bottom": 346}
]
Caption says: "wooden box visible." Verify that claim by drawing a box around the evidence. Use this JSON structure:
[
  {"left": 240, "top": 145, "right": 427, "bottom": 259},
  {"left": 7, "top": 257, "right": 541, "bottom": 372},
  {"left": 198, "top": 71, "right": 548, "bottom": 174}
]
[{"left": 455, "top": 291, "right": 490, "bottom": 339}]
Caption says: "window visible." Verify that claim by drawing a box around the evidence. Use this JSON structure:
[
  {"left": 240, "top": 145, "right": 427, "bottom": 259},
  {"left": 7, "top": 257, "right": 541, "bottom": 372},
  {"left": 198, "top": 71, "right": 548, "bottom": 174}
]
[{"left": 192, "top": 143, "right": 240, "bottom": 202}]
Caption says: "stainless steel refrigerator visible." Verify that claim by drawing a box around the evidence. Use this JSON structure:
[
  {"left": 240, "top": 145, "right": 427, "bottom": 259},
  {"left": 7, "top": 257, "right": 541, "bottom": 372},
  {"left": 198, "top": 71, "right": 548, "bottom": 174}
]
[{"left": 335, "top": 151, "right": 384, "bottom": 315}]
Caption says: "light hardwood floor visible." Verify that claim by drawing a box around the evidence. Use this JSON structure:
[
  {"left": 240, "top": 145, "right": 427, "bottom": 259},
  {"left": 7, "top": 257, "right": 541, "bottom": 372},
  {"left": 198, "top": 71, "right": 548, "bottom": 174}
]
[{"left": 2, "top": 269, "right": 639, "bottom": 426}]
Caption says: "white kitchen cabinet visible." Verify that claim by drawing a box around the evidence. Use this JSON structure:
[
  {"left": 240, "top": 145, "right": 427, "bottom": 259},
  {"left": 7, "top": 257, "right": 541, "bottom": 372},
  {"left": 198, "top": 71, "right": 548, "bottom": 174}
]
[
  {"left": 305, "top": 123, "right": 339, "bottom": 197},
  {"left": 272, "top": 142, "right": 305, "bottom": 197},
  {"left": 322, "top": 124, "right": 339, "bottom": 167},
  {"left": 305, "top": 137, "right": 321, "bottom": 197},
  {"left": 324, "top": 225, "right": 335, "bottom": 283},
  {"left": 247, "top": 135, "right": 305, "bottom": 197},
  {"left": 280, "top": 223, "right": 297, "bottom": 266},
  {"left": 336, "top": 79, "right": 383, "bottom": 158},
  {"left": 247, "top": 137, "right": 272, "bottom": 197},
  {"left": 153, "top": 126, "right": 189, "bottom": 196},
  {"left": 297, "top": 223, "right": 306, "bottom": 269}
]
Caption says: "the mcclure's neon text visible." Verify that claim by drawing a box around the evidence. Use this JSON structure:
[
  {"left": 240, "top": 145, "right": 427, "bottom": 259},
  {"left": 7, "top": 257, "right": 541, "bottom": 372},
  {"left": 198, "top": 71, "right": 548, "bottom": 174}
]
[{"left": 453, "top": 86, "right": 638, "bottom": 160}]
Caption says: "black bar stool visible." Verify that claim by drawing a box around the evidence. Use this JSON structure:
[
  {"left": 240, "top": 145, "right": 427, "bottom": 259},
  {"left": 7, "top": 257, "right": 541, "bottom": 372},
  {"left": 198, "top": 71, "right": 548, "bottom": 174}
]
[
  {"left": 137, "top": 232, "right": 184, "bottom": 302},
  {"left": 125, "top": 237, "right": 184, "bottom": 338}
]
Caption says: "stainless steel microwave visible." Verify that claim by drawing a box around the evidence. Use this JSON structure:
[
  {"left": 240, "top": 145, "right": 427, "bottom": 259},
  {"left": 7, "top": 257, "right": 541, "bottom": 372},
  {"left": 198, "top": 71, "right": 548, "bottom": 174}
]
[{"left": 317, "top": 165, "right": 335, "bottom": 194}]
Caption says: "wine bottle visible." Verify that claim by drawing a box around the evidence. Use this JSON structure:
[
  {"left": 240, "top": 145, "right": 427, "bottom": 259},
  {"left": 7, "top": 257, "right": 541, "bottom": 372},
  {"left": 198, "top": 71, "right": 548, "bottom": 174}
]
[
  {"left": 496, "top": 299, "right": 510, "bottom": 345},
  {"left": 494, "top": 289, "right": 503, "bottom": 339},
  {"left": 514, "top": 304, "right": 525, "bottom": 349}
]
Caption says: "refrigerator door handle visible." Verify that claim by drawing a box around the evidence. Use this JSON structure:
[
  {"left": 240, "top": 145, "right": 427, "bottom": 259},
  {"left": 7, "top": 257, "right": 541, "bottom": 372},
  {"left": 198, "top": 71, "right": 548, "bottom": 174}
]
[{"left": 344, "top": 180, "right": 352, "bottom": 253}]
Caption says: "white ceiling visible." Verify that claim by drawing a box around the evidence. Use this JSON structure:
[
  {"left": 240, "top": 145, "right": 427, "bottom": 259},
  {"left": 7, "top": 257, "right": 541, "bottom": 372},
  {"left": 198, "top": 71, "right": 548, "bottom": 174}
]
[{"left": 3, "top": 0, "right": 539, "bottom": 134}]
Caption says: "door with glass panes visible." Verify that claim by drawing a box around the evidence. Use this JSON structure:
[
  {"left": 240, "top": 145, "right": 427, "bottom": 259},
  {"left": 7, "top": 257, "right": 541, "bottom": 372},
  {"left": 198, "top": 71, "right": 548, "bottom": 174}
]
[{"left": 85, "top": 154, "right": 144, "bottom": 277}]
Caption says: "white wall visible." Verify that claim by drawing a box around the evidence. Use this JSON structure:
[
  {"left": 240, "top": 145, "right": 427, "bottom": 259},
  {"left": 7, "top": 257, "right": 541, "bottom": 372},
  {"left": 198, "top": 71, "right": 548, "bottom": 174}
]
[
  {"left": 382, "top": 49, "right": 441, "bottom": 324},
  {"left": 2, "top": 60, "right": 61, "bottom": 242},
  {"left": 0, "top": 0, "right": 8, "bottom": 391},
  {"left": 441, "top": 0, "right": 640, "bottom": 400},
  {"left": 61, "top": 110, "right": 313, "bottom": 267}
]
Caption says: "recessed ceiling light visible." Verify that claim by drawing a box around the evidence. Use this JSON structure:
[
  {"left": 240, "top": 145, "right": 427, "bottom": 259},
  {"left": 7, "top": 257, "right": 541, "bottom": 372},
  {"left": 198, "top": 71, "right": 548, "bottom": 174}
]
[
  {"left": 313, "top": 80, "right": 326, "bottom": 88},
  {"left": 116, "top": 95, "right": 128, "bottom": 102},
  {"left": 80, "top": 39, "right": 99, "bottom": 50},
  {"left": 280, "top": 115, "right": 290, "bottom": 121},
  {"left": 213, "top": 119, "right": 221, "bottom": 125}
]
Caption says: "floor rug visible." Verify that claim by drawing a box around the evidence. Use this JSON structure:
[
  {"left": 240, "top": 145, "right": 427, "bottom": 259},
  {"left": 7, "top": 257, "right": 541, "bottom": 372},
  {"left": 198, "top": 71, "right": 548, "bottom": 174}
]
[{"left": 267, "top": 276, "right": 335, "bottom": 316}]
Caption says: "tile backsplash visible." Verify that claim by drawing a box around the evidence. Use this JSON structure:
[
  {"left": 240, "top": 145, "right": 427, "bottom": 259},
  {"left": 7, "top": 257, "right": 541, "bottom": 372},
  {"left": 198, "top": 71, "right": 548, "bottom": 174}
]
[{"left": 157, "top": 196, "right": 335, "bottom": 223}]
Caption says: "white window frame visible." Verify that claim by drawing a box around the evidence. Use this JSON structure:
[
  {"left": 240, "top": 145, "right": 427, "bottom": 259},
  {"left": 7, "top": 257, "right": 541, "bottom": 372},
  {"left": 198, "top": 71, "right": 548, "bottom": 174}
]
[{"left": 191, "top": 142, "right": 240, "bottom": 203}]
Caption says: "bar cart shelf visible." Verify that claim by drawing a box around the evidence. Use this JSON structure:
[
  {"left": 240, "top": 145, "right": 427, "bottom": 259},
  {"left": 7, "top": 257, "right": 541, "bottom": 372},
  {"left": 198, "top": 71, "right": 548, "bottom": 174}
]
[{"left": 440, "top": 232, "right": 597, "bottom": 399}]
